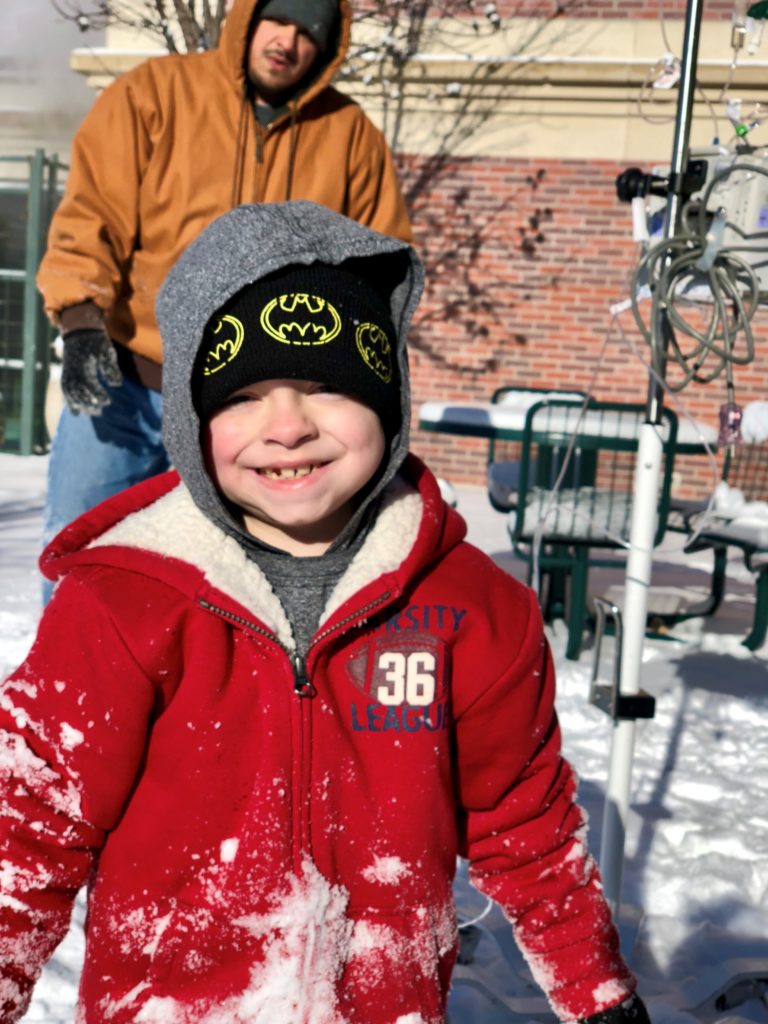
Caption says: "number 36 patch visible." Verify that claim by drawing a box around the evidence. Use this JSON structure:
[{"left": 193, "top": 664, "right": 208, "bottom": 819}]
[{"left": 346, "top": 635, "right": 450, "bottom": 706}]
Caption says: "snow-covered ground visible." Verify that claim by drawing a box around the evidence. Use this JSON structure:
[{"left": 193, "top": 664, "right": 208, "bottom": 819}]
[{"left": 2, "top": 452, "right": 767, "bottom": 1024}]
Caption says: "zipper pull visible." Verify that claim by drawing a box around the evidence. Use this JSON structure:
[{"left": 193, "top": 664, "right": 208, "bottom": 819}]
[{"left": 292, "top": 654, "right": 315, "bottom": 698}]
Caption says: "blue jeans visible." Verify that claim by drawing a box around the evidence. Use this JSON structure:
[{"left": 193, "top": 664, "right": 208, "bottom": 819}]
[{"left": 42, "top": 376, "right": 170, "bottom": 602}]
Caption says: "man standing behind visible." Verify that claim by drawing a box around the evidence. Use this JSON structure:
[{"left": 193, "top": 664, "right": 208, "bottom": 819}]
[{"left": 37, "top": 0, "right": 410, "bottom": 576}]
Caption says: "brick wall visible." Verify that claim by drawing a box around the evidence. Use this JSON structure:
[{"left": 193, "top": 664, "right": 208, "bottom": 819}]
[{"left": 401, "top": 154, "right": 768, "bottom": 496}]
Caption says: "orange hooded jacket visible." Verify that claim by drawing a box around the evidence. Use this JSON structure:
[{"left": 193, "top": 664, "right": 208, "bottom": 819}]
[{"left": 36, "top": 0, "right": 411, "bottom": 369}]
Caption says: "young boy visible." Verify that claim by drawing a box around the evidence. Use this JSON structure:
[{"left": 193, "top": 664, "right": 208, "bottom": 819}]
[{"left": 0, "top": 202, "right": 650, "bottom": 1024}]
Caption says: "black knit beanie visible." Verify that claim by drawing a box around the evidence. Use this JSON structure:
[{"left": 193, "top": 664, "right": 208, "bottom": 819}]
[
  {"left": 193, "top": 263, "right": 400, "bottom": 437},
  {"left": 258, "top": 0, "right": 339, "bottom": 51}
]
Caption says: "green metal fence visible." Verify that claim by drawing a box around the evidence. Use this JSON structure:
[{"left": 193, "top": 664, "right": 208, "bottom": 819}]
[{"left": 0, "top": 150, "right": 65, "bottom": 455}]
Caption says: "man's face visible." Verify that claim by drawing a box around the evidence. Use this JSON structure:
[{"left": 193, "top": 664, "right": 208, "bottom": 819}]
[
  {"left": 247, "top": 17, "right": 320, "bottom": 104},
  {"left": 204, "top": 379, "right": 386, "bottom": 556}
]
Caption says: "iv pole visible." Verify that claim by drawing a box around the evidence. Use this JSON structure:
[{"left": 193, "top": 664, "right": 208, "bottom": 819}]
[{"left": 598, "top": 0, "right": 705, "bottom": 913}]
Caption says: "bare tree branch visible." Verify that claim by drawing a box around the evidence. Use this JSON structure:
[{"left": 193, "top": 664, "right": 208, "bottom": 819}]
[
  {"left": 170, "top": 0, "right": 204, "bottom": 51},
  {"left": 48, "top": 0, "right": 230, "bottom": 61},
  {"left": 201, "top": 0, "right": 228, "bottom": 49},
  {"left": 151, "top": 0, "right": 182, "bottom": 52}
]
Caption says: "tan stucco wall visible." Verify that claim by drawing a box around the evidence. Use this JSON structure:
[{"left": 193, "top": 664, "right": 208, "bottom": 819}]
[{"left": 68, "top": 15, "right": 768, "bottom": 162}]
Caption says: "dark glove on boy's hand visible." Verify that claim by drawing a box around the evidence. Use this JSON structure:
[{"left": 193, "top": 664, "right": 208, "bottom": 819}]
[
  {"left": 61, "top": 328, "right": 123, "bottom": 415},
  {"left": 579, "top": 994, "right": 651, "bottom": 1024}
]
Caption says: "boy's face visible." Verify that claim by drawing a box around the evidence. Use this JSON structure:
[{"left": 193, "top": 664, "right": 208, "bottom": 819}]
[{"left": 203, "top": 379, "right": 386, "bottom": 556}]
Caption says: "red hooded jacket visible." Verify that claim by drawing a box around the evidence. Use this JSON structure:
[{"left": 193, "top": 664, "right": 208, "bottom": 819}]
[{"left": 0, "top": 457, "right": 635, "bottom": 1023}]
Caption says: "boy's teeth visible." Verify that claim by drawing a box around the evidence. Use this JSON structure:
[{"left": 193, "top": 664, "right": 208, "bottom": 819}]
[{"left": 263, "top": 465, "right": 314, "bottom": 480}]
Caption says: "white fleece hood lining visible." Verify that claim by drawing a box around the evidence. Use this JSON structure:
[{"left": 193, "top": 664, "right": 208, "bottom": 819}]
[{"left": 89, "top": 477, "right": 423, "bottom": 651}]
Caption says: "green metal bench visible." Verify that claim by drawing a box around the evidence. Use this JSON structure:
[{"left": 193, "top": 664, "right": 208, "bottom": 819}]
[
  {"left": 684, "top": 440, "right": 768, "bottom": 651},
  {"left": 485, "top": 385, "right": 589, "bottom": 512},
  {"left": 485, "top": 387, "right": 590, "bottom": 624},
  {"left": 504, "top": 399, "right": 679, "bottom": 660}
]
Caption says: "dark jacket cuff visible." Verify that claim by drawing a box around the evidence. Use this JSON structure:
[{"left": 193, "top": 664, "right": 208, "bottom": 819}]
[{"left": 579, "top": 993, "right": 651, "bottom": 1024}]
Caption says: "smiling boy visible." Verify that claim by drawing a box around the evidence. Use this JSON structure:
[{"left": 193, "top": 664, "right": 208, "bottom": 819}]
[
  {"left": 197, "top": 261, "right": 398, "bottom": 559},
  {"left": 0, "top": 202, "right": 650, "bottom": 1024},
  {"left": 205, "top": 378, "right": 386, "bottom": 554}
]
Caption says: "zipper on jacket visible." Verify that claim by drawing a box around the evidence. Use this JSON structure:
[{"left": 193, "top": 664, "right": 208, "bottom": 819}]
[
  {"left": 290, "top": 592, "right": 393, "bottom": 698},
  {"left": 300, "top": 592, "right": 392, "bottom": 673},
  {"left": 199, "top": 596, "right": 315, "bottom": 698},
  {"left": 322, "top": 595, "right": 392, "bottom": 647},
  {"left": 198, "top": 595, "right": 307, "bottom": 687},
  {"left": 198, "top": 592, "right": 393, "bottom": 697},
  {"left": 198, "top": 597, "right": 277, "bottom": 643},
  {"left": 292, "top": 654, "right": 315, "bottom": 698}
]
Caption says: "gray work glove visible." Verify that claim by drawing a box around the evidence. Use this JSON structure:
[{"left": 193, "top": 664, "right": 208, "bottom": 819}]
[{"left": 60, "top": 328, "right": 123, "bottom": 415}]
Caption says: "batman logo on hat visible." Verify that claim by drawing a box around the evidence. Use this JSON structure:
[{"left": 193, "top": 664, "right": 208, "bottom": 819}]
[
  {"left": 355, "top": 322, "right": 393, "bottom": 383},
  {"left": 260, "top": 293, "right": 341, "bottom": 346},
  {"left": 202, "top": 315, "right": 245, "bottom": 376}
]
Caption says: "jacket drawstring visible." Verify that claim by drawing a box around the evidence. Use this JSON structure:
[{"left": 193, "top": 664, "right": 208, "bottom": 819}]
[
  {"left": 231, "top": 95, "right": 249, "bottom": 208},
  {"left": 285, "top": 103, "right": 299, "bottom": 200}
]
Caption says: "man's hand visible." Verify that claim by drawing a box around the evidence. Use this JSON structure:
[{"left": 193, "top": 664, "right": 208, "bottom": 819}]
[{"left": 60, "top": 328, "right": 123, "bottom": 415}]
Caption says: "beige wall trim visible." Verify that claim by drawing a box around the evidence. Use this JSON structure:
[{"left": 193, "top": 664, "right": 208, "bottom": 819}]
[{"left": 68, "top": 12, "right": 768, "bottom": 163}]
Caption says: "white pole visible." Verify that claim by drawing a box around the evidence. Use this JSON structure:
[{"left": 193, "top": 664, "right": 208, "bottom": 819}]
[
  {"left": 598, "top": 0, "right": 704, "bottom": 913},
  {"left": 599, "top": 424, "right": 663, "bottom": 912}
]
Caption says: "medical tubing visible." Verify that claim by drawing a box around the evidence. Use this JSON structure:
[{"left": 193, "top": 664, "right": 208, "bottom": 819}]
[{"left": 629, "top": 161, "right": 767, "bottom": 391}]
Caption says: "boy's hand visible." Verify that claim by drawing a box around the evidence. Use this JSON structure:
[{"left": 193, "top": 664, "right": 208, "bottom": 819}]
[
  {"left": 61, "top": 328, "right": 123, "bottom": 415},
  {"left": 580, "top": 994, "right": 651, "bottom": 1024}
]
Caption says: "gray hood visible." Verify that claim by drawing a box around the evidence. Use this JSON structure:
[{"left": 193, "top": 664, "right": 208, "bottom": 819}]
[{"left": 156, "top": 200, "right": 423, "bottom": 536}]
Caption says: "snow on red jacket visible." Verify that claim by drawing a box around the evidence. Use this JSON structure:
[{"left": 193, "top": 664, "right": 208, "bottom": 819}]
[{"left": 0, "top": 456, "right": 635, "bottom": 1023}]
